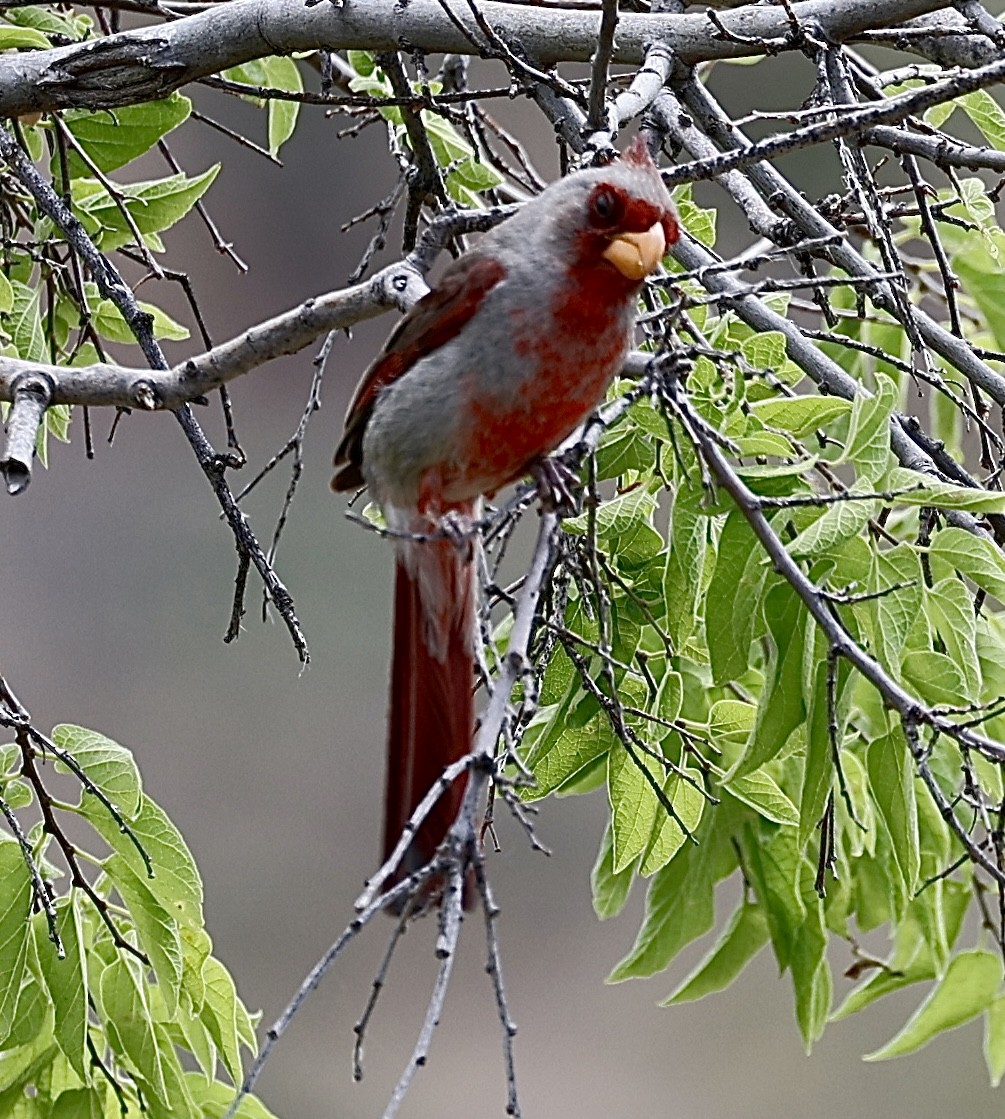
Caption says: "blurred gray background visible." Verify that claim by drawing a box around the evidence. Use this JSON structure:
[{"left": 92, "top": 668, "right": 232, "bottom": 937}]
[{"left": 3, "top": 49, "right": 1002, "bottom": 1119}]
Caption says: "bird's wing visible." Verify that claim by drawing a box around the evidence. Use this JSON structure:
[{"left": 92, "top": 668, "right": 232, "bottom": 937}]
[{"left": 332, "top": 252, "right": 507, "bottom": 491}]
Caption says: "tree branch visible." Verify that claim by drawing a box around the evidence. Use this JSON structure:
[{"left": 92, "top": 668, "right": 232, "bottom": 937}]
[
  {"left": 0, "top": 0, "right": 948, "bottom": 117},
  {"left": 0, "top": 259, "right": 430, "bottom": 409}
]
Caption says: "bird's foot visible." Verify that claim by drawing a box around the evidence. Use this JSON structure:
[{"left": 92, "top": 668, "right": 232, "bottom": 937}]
[
  {"left": 532, "top": 457, "right": 581, "bottom": 516},
  {"left": 438, "top": 509, "right": 478, "bottom": 557}
]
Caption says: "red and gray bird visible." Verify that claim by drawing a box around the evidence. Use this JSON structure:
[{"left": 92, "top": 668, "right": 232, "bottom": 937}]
[{"left": 333, "top": 136, "right": 679, "bottom": 896}]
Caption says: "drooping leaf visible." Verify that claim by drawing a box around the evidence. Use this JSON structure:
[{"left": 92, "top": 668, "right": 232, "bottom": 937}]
[
  {"left": 665, "top": 902, "right": 769, "bottom": 1004},
  {"left": 867, "top": 732, "right": 920, "bottom": 915},
  {"left": 591, "top": 821, "right": 636, "bottom": 920},
  {"left": 640, "top": 771, "right": 705, "bottom": 876},
  {"left": 98, "top": 958, "right": 168, "bottom": 1105},
  {"left": 866, "top": 951, "right": 1003, "bottom": 1060},
  {"left": 81, "top": 793, "right": 203, "bottom": 929},
  {"left": 929, "top": 526, "right": 1005, "bottom": 605},
  {"left": 34, "top": 900, "right": 88, "bottom": 1084},
  {"left": 734, "top": 585, "right": 805, "bottom": 775},
  {"left": 0, "top": 840, "right": 34, "bottom": 1043},
  {"left": 609, "top": 814, "right": 735, "bottom": 981},
  {"left": 706, "top": 511, "right": 769, "bottom": 685}
]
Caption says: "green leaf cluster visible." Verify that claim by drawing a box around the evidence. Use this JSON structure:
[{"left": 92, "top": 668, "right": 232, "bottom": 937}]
[
  {"left": 0, "top": 91, "right": 215, "bottom": 464},
  {"left": 517, "top": 149, "right": 1005, "bottom": 1068},
  {"left": 0, "top": 727, "right": 277, "bottom": 1119}
]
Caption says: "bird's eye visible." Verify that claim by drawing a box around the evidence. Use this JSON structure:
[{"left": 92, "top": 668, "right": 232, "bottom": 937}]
[{"left": 589, "top": 187, "right": 623, "bottom": 227}]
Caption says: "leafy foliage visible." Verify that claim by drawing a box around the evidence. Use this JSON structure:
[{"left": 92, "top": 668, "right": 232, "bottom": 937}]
[
  {"left": 516, "top": 159, "right": 1005, "bottom": 1064},
  {"left": 5, "top": 1, "right": 1005, "bottom": 1106},
  {"left": 0, "top": 726, "right": 272, "bottom": 1118}
]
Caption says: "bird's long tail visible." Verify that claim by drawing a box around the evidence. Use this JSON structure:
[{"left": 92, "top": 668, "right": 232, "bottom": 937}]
[{"left": 384, "top": 511, "right": 475, "bottom": 893}]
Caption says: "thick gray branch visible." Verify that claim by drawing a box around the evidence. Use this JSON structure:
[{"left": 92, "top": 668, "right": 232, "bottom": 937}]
[
  {"left": 0, "top": 0, "right": 946, "bottom": 117},
  {"left": 0, "top": 259, "right": 428, "bottom": 410}
]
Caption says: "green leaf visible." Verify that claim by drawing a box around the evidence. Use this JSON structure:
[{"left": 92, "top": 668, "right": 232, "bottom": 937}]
[
  {"left": 743, "top": 824, "right": 804, "bottom": 971},
  {"left": 48, "top": 1086, "right": 107, "bottom": 1119},
  {"left": 72, "top": 167, "right": 220, "bottom": 251},
  {"left": 9, "top": 968, "right": 49, "bottom": 1050},
  {"left": 93, "top": 298, "right": 189, "bottom": 343},
  {"left": 799, "top": 634, "right": 836, "bottom": 849},
  {"left": 0, "top": 840, "right": 34, "bottom": 1042},
  {"left": 735, "top": 429, "right": 797, "bottom": 457},
  {"left": 664, "top": 481, "right": 709, "bottom": 648},
  {"left": 52, "top": 724, "right": 142, "bottom": 817},
  {"left": 591, "top": 821, "right": 636, "bottom": 919},
  {"left": 839, "top": 372, "right": 897, "bottom": 481},
  {"left": 955, "top": 237, "right": 1005, "bottom": 339},
  {"left": 62, "top": 95, "right": 192, "bottom": 176},
  {"left": 145, "top": 1022, "right": 198, "bottom": 1119},
  {"left": 927, "top": 576, "right": 981, "bottom": 699},
  {"left": 786, "top": 480, "right": 878, "bottom": 558},
  {"left": 791, "top": 902, "right": 831, "bottom": 1050},
  {"left": 749, "top": 395, "right": 851, "bottom": 436},
  {"left": 2, "top": 781, "right": 32, "bottom": 811},
  {"left": 0, "top": 272, "right": 13, "bottom": 315},
  {"left": 184, "top": 1074, "right": 281, "bottom": 1119},
  {"left": 447, "top": 155, "right": 503, "bottom": 196},
  {"left": 706, "top": 511, "right": 768, "bottom": 685},
  {"left": 223, "top": 57, "right": 302, "bottom": 156},
  {"left": 867, "top": 732, "right": 920, "bottom": 911},
  {"left": 734, "top": 585, "right": 805, "bottom": 775},
  {"left": 866, "top": 951, "right": 1003, "bottom": 1060},
  {"left": 885, "top": 466, "right": 1005, "bottom": 514},
  {"left": 347, "top": 50, "right": 376, "bottom": 77},
  {"left": 98, "top": 958, "right": 167, "bottom": 1104},
  {"left": 562, "top": 487, "right": 658, "bottom": 541},
  {"left": 106, "top": 853, "right": 183, "bottom": 1015},
  {"left": 725, "top": 769, "right": 799, "bottom": 826},
  {"left": 665, "top": 902, "right": 769, "bottom": 1004},
  {"left": 523, "top": 696, "right": 616, "bottom": 800},
  {"left": 901, "top": 649, "right": 970, "bottom": 707},
  {"left": 609, "top": 817, "right": 734, "bottom": 981},
  {"left": 740, "top": 330, "right": 787, "bottom": 371},
  {"left": 595, "top": 428, "right": 653, "bottom": 480},
  {"left": 7, "top": 280, "right": 45, "bottom": 362},
  {"left": 831, "top": 949, "right": 935, "bottom": 1021},
  {"left": 608, "top": 743, "right": 662, "bottom": 873},
  {"left": 0, "top": 24, "right": 50, "bottom": 49},
  {"left": 199, "top": 956, "right": 245, "bottom": 1084},
  {"left": 264, "top": 57, "right": 302, "bottom": 156},
  {"left": 929, "top": 526, "right": 1005, "bottom": 606},
  {"left": 82, "top": 793, "right": 203, "bottom": 929},
  {"left": 640, "top": 771, "right": 705, "bottom": 876},
  {"left": 869, "top": 544, "right": 923, "bottom": 671},
  {"left": 959, "top": 90, "right": 1005, "bottom": 152},
  {"left": 5, "top": 6, "right": 89, "bottom": 38},
  {"left": 35, "top": 899, "right": 88, "bottom": 1084},
  {"left": 708, "top": 699, "right": 756, "bottom": 749},
  {"left": 675, "top": 191, "right": 717, "bottom": 248}
]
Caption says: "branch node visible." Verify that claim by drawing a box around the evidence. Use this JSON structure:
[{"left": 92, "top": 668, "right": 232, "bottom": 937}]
[{"left": 132, "top": 380, "right": 159, "bottom": 410}]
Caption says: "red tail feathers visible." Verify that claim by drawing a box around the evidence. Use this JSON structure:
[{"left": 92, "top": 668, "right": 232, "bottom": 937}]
[{"left": 384, "top": 522, "right": 475, "bottom": 897}]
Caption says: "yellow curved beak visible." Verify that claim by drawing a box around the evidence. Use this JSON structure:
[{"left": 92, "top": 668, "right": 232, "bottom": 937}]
[{"left": 601, "top": 222, "right": 667, "bottom": 280}]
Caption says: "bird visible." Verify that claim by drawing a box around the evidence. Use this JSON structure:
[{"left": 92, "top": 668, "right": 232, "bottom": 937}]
[{"left": 333, "top": 134, "right": 679, "bottom": 905}]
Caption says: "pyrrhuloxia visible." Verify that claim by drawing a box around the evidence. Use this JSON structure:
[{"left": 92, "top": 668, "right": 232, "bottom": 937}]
[{"left": 333, "top": 135, "right": 679, "bottom": 897}]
